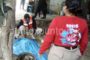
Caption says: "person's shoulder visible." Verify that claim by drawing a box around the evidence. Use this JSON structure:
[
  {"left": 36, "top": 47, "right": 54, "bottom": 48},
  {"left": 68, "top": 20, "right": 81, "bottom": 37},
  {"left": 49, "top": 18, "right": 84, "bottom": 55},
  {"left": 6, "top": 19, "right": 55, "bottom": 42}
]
[
  {"left": 53, "top": 16, "right": 65, "bottom": 20},
  {"left": 51, "top": 16, "right": 66, "bottom": 24},
  {"left": 76, "top": 17, "right": 88, "bottom": 26},
  {"left": 77, "top": 17, "right": 87, "bottom": 23}
]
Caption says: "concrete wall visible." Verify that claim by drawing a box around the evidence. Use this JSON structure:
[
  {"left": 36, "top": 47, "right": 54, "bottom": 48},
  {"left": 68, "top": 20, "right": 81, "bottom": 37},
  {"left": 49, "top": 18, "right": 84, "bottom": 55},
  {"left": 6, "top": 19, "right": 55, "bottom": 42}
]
[{"left": 49, "top": 0, "right": 65, "bottom": 14}]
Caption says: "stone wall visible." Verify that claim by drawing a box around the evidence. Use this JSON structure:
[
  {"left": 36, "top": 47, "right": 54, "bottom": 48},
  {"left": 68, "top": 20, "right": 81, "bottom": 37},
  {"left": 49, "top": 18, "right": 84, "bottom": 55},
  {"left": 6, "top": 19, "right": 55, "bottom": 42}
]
[{"left": 49, "top": 0, "right": 65, "bottom": 14}]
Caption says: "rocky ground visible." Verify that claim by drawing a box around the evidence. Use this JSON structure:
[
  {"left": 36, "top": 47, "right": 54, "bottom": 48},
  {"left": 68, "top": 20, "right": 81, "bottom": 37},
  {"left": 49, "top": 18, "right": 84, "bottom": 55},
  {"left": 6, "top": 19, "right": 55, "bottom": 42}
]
[
  {"left": 0, "top": 11, "right": 90, "bottom": 60},
  {"left": 0, "top": 42, "right": 90, "bottom": 60}
]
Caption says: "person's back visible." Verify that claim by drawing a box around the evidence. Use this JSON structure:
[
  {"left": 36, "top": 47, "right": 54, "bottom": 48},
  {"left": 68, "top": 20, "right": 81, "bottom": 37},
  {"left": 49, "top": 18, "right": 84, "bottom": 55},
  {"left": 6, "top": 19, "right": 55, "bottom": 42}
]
[
  {"left": 39, "top": 0, "right": 88, "bottom": 60},
  {"left": 51, "top": 16, "right": 88, "bottom": 47},
  {"left": 55, "top": 16, "right": 87, "bottom": 31}
]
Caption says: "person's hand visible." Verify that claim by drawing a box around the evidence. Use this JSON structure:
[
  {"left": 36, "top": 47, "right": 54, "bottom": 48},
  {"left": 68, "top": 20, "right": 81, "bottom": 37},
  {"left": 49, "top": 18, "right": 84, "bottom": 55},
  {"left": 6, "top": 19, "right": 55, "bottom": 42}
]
[{"left": 38, "top": 53, "right": 42, "bottom": 57}]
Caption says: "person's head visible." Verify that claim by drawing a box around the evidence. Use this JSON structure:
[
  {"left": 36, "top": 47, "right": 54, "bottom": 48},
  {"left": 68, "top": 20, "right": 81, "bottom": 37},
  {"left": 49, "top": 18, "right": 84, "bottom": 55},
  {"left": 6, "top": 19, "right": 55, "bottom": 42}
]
[
  {"left": 24, "top": 14, "right": 30, "bottom": 24},
  {"left": 63, "top": 0, "right": 81, "bottom": 16},
  {"left": 24, "top": 14, "right": 30, "bottom": 19}
]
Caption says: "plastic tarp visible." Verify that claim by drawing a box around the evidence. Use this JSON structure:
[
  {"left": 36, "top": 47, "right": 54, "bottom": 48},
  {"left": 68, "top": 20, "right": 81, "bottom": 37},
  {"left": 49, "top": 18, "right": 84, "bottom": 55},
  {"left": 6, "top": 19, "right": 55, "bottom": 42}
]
[{"left": 13, "top": 38, "right": 47, "bottom": 60}]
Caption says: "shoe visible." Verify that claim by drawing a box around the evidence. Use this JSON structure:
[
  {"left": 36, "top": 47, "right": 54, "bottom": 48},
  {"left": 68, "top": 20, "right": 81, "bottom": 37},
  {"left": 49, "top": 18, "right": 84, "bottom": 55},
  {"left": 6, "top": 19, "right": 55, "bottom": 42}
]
[{"left": 41, "top": 17, "right": 46, "bottom": 19}]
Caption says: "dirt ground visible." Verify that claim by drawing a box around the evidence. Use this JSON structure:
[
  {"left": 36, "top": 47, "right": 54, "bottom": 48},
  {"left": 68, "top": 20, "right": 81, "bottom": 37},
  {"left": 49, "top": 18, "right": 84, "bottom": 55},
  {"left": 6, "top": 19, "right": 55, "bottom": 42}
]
[{"left": 0, "top": 42, "right": 90, "bottom": 60}]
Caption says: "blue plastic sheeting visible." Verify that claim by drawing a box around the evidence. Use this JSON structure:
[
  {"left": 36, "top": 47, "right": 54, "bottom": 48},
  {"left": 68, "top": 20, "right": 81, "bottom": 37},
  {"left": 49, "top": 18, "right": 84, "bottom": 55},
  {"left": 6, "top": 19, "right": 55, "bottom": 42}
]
[{"left": 13, "top": 38, "right": 47, "bottom": 60}]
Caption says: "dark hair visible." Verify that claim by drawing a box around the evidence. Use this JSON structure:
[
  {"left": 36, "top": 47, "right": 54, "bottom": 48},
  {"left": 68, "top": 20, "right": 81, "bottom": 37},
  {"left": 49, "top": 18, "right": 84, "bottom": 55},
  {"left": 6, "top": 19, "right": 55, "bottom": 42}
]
[
  {"left": 17, "top": 19, "right": 23, "bottom": 29},
  {"left": 24, "top": 14, "right": 30, "bottom": 19},
  {"left": 65, "top": 0, "right": 81, "bottom": 15},
  {"left": 24, "top": 14, "right": 30, "bottom": 24}
]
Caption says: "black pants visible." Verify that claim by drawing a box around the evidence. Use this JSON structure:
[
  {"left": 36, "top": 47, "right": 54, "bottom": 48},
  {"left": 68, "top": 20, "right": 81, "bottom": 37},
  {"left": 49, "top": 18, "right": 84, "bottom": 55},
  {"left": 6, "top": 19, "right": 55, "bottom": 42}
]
[
  {"left": 32, "top": 17, "right": 37, "bottom": 34},
  {"left": 34, "top": 6, "right": 47, "bottom": 18},
  {"left": 42, "top": 7, "right": 47, "bottom": 18}
]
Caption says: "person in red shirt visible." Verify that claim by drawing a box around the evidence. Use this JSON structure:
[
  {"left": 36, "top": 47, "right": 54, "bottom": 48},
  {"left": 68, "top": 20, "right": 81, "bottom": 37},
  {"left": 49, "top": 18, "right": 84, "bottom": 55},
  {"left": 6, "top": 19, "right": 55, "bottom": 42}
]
[{"left": 39, "top": 0, "right": 88, "bottom": 60}]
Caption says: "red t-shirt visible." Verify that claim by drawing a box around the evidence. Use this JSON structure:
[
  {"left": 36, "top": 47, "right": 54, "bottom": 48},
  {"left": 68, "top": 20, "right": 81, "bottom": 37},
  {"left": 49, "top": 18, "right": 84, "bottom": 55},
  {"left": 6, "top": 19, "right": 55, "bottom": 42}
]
[{"left": 39, "top": 16, "right": 88, "bottom": 55}]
